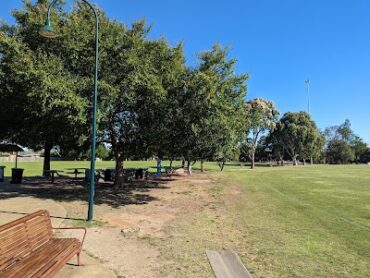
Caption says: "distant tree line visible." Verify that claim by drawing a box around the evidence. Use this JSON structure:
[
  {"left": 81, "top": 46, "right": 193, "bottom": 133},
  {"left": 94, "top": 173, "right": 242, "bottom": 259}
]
[
  {"left": 240, "top": 108, "right": 369, "bottom": 166},
  {"left": 0, "top": 1, "right": 368, "bottom": 188}
]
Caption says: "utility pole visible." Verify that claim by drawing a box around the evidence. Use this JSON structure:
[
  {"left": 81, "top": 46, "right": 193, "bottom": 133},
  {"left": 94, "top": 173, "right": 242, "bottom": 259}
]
[{"left": 305, "top": 79, "right": 310, "bottom": 115}]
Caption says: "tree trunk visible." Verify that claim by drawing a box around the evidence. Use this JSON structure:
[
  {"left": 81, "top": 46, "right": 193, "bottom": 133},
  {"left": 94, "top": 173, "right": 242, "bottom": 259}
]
[
  {"left": 114, "top": 155, "right": 125, "bottom": 189},
  {"left": 200, "top": 160, "right": 204, "bottom": 172},
  {"left": 293, "top": 156, "right": 298, "bottom": 166},
  {"left": 187, "top": 160, "right": 192, "bottom": 176},
  {"left": 303, "top": 159, "right": 306, "bottom": 166},
  {"left": 310, "top": 157, "right": 314, "bottom": 165},
  {"left": 170, "top": 159, "right": 173, "bottom": 168},
  {"left": 278, "top": 156, "right": 283, "bottom": 166},
  {"left": 43, "top": 143, "right": 52, "bottom": 177},
  {"left": 182, "top": 159, "right": 185, "bottom": 168},
  {"left": 251, "top": 152, "right": 255, "bottom": 169},
  {"left": 218, "top": 161, "right": 225, "bottom": 171}
]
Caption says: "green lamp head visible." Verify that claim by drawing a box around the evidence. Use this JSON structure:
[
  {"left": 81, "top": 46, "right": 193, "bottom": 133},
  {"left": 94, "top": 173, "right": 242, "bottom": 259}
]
[{"left": 39, "top": 19, "right": 59, "bottom": 38}]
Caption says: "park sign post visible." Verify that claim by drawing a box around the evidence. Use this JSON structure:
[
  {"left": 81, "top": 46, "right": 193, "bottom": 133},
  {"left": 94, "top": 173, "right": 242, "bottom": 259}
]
[{"left": 39, "top": 0, "right": 99, "bottom": 221}]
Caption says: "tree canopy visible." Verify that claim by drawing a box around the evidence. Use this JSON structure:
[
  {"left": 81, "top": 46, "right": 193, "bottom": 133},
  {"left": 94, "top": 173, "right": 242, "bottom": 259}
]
[
  {"left": 0, "top": 1, "right": 249, "bottom": 184},
  {"left": 324, "top": 120, "right": 368, "bottom": 164},
  {"left": 0, "top": 1, "right": 87, "bottom": 175},
  {"left": 1, "top": 0, "right": 368, "bottom": 184},
  {"left": 270, "top": 112, "right": 324, "bottom": 165},
  {"left": 242, "top": 98, "right": 279, "bottom": 168}
]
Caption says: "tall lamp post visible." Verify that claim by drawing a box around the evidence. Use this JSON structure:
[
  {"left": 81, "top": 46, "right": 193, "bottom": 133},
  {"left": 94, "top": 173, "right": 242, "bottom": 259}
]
[{"left": 39, "top": 0, "right": 99, "bottom": 221}]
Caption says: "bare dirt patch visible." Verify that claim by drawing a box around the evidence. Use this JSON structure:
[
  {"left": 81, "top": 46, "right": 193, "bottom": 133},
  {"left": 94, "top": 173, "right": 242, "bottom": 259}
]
[
  {"left": 0, "top": 174, "right": 213, "bottom": 277},
  {"left": 61, "top": 174, "right": 213, "bottom": 277},
  {"left": 0, "top": 197, "right": 66, "bottom": 226}
]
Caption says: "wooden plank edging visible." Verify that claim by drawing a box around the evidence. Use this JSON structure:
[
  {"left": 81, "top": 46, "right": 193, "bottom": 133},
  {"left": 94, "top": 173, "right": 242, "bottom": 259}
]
[{"left": 206, "top": 250, "right": 253, "bottom": 278}]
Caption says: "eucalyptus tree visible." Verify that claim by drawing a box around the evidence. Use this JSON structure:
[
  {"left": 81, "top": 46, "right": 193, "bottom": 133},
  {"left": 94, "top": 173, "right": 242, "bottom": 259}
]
[
  {"left": 266, "top": 132, "right": 286, "bottom": 165},
  {"left": 271, "top": 112, "right": 322, "bottom": 165},
  {"left": 167, "top": 45, "right": 248, "bottom": 173},
  {"left": 242, "top": 98, "right": 279, "bottom": 169},
  {"left": 196, "top": 45, "right": 247, "bottom": 171},
  {"left": 352, "top": 136, "right": 368, "bottom": 164},
  {"left": 324, "top": 120, "right": 366, "bottom": 164},
  {"left": 93, "top": 18, "right": 187, "bottom": 187},
  {"left": 301, "top": 129, "right": 325, "bottom": 165},
  {"left": 325, "top": 140, "right": 354, "bottom": 164}
]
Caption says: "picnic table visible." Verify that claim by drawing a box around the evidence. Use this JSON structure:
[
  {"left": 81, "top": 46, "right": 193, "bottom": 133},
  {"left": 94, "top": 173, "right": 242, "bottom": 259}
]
[
  {"left": 150, "top": 166, "right": 182, "bottom": 174},
  {"left": 162, "top": 166, "right": 182, "bottom": 174},
  {"left": 83, "top": 168, "right": 149, "bottom": 183},
  {"left": 44, "top": 170, "right": 64, "bottom": 183},
  {"left": 121, "top": 168, "right": 148, "bottom": 181},
  {"left": 84, "top": 168, "right": 112, "bottom": 183},
  {"left": 65, "top": 167, "right": 88, "bottom": 179}
]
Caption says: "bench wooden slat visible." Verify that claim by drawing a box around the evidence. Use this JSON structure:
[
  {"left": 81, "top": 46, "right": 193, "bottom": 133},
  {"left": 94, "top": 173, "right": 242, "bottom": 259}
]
[
  {"left": 0, "top": 237, "right": 30, "bottom": 259},
  {"left": 0, "top": 210, "right": 85, "bottom": 277},
  {"left": 0, "top": 211, "right": 53, "bottom": 271},
  {"left": 0, "top": 223, "right": 25, "bottom": 238},
  {"left": 0, "top": 247, "right": 30, "bottom": 270},
  {"left": 3, "top": 239, "right": 80, "bottom": 278},
  {"left": 0, "top": 231, "right": 28, "bottom": 249},
  {"left": 0, "top": 238, "right": 29, "bottom": 255},
  {"left": 0, "top": 228, "right": 30, "bottom": 270},
  {"left": 0, "top": 211, "right": 48, "bottom": 232},
  {"left": 33, "top": 240, "right": 80, "bottom": 278},
  {"left": 0, "top": 228, "right": 28, "bottom": 249}
]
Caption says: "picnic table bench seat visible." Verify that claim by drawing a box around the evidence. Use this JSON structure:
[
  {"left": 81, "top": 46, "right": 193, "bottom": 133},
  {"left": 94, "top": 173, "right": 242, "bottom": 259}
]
[
  {"left": 163, "top": 166, "right": 183, "bottom": 174},
  {"left": 44, "top": 170, "right": 66, "bottom": 183},
  {"left": 0, "top": 210, "right": 86, "bottom": 278}
]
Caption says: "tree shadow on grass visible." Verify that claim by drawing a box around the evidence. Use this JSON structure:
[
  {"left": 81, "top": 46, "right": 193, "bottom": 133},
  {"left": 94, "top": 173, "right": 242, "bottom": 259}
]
[{"left": 0, "top": 177, "right": 170, "bottom": 209}]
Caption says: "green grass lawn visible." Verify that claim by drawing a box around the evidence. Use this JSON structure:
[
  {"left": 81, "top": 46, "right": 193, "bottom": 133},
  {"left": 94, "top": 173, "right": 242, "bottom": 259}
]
[
  {"left": 1, "top": 161, "right": 369, "bottom": 276},
  {"left": 157, "top": 165, "right": 370, "bottom": 277}
]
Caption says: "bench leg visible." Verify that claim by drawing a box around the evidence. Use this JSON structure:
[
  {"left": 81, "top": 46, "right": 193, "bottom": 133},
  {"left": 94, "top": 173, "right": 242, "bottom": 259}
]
[{"left": 77, "top": 252, "right": 81, "bottom": 266}]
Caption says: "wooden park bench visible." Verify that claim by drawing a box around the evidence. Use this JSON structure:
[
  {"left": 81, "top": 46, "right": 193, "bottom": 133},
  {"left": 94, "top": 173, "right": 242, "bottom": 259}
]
[{"left": 0, "top": 210, "right": 86, "bottom": 277}]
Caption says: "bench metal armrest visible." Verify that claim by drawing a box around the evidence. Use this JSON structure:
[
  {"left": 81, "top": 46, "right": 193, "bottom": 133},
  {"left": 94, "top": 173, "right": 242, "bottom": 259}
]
[{"left": 52, "top": 227, "right": 87, "bottom": 251}]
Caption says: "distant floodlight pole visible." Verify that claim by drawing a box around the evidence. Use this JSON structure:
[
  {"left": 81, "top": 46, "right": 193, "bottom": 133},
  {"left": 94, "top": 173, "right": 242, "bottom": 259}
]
[
  {"left": 305, "top": 79, "right": 314, "bottom": 165},
  {"left": 305, "top": 79, "right": 310, "bottom": 115},
  {"left": 39, "top": 0, "right": 99, "bottom": 221}
]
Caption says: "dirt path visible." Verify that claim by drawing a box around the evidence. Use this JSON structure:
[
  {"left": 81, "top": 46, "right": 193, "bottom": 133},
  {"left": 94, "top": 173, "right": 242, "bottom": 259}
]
[
  {"left": 60, "top": 174, "right": 213, "bottom": 277},
  {"left": 0, "top": 197, "right": 66, "bottom": 226},
  {"left": 0, "top": 174, "right": 214, "bottom": 277}
]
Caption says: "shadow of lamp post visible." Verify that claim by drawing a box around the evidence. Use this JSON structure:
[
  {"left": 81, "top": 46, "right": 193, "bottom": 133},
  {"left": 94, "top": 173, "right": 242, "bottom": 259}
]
[{"left": 39, "top": 0, "right": 99, "bottom": 222}]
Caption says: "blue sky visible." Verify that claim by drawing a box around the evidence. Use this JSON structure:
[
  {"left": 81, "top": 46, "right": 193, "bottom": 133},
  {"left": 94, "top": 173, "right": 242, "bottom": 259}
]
[{"left": 1, "top": 0, "right": 369, "bottom": 143}]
